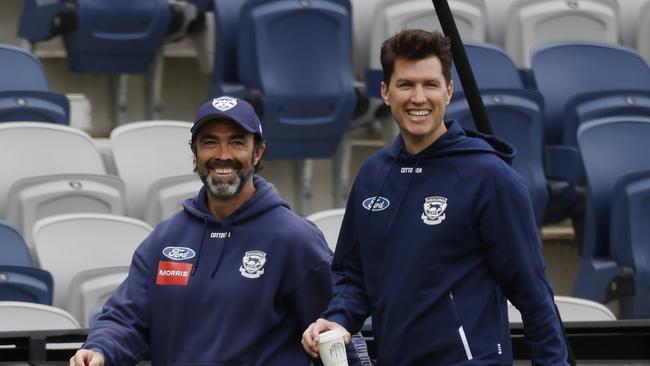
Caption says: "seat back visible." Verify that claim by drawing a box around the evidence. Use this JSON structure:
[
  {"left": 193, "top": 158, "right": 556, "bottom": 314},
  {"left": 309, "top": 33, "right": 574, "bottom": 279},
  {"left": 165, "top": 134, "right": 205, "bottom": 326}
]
[
  {"left": 0, "top": 221, "right": 32, "bottom": 266},
  {"left": 0, "top": 301, "right": 80, "bottom": 331},
  {"left": 32, "top": 213, "right": 152, "bottom": 308},
  {"left": 306, "top": 208, "right": 345, "bottom": 251},
  {"left": 0, "top": 44, "right": 69, "bottom": 124},
  {"left": 5, "top": 174, "right": 126, "bottom": 247},
  {"left": 577, "top": 117, "right": 650, "bottom": 259},
  {"left": 0, "top": 265, "right": 53, "bottom": 305},
  {"left": 532, "top": 42, "right": 650, "bottom": 146},
  {"left": 144, "top": 174, "right": 203, "bottom": 226},
  {"left": 508, "top": 295, "right": 616, "bottom": 323},
  {"left": 505, "top": 0, "right": 620, "bottom": 67},
  {"left": 0, "top": 122, "right": 106, "bottom": 219},
  {"left": 350, "top": 0, "right": 383, "bottom": 81},
  {"left": 610, "top": 170, "right": 650, "bottom": 270},
  {"left": 67, "top": 266, "right": 129, "bottom": 327},
  {"left": 63, "top": 0, "right": 171, "bottom": 73},
  {"left": 210, "top": 0, "right": 248, "bottom": 97},
  {"left": 452, "top": 43, "right": 525, "bottom": 93},
  {"left": 110, "top": 120, "right": 195, "bottom": 220},
  {"left": 236, "top": 0, "right": 357, "bottom": 158}
]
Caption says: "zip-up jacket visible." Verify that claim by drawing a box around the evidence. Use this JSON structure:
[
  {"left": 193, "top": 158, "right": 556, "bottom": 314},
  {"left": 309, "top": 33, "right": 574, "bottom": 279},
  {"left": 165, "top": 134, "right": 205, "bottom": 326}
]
[
  {"left": 84, "top": 176, "right": 349, "bottom": 366},
  {"left": 323, "top": 120, "right": 569, "bottom": 365}
]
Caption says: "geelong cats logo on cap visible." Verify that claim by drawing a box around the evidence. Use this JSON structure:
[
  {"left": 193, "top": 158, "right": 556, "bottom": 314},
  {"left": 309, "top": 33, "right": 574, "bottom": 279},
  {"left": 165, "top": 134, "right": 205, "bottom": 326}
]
[{"left": 212, "top": 96, "right": 237, "bottom": 111}]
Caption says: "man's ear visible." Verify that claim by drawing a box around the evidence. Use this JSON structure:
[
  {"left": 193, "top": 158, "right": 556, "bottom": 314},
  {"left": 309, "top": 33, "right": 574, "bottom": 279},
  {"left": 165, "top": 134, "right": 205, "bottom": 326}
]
[
  {"left": 446, "top": 80, "right": 454, "bottom": 105},
  {"left": 380, "top": 81, "right": 390, "bottom": 106},
  {"left": 254, "top": 142, "right": 266, "bottom": 165}
]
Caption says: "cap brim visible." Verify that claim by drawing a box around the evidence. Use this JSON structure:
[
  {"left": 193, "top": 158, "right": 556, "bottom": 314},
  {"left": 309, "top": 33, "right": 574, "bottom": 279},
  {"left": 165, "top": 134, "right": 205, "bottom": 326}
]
[{"left": 191, "top": 112, "right": 257, "bottom": 135}]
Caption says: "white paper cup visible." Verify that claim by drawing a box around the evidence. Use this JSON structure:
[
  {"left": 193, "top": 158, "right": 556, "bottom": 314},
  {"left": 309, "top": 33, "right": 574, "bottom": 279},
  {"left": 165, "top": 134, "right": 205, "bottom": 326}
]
[{"left": 317, "top": 329, "right": 348, "bottom": 366}]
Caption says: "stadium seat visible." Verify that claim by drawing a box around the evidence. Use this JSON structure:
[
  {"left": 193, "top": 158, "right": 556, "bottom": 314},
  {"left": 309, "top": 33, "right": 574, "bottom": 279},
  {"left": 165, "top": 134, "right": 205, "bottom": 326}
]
[
  {"left": 0, "top": 301, "right": 80, "bottom": 331},
  {"left": 574, "top": 117, "right": 650, "bottom": 318},
  {"left": 32, "top": 213, "right": 152, "bottom": 309},
  {"left": 110, "top": 120, "right": 196, "bottom": 221},
  {"left": 531, "top": 42, "right": 650, "bottom": 228},
  {"left": 610, "top": 170, "right": 650, "bottom": 318},
  {"left": 144, "top": 174, "right": 202, "bottom": 226},
  {"left": 446, "top": 43, "right": 549, "bottom": 225},
  {"left": 19, "top": 0, "right": 171, "bottom": 73},
  {"left": 0, "top": 265, "right": 53, "bottom": 305},
  {"left": 507, "top": 295, "right": 616, "bottom": 323},
  {"left": 0, "top": 123, "right": 126, "bottom": 254},
  {"left": 5, "top": 174, "right": 126, "bottom": 246},
  {"left": 0, "top": 220, "right": 32, "bottom": 267},
  {"left": 306, "top": 208, "right": 346, "bottom": 251},
  {"left": 0, "top": 44, "right": 69, "bottom": 124},
  {"left": 66, "top": 266, "right": 129, "bottom": 327},
  {"left": 234, "top": 0, "right": 358, "bottom": 159},
  {"left": 505, "top": 0, "right": 620, "bottom": 67}
]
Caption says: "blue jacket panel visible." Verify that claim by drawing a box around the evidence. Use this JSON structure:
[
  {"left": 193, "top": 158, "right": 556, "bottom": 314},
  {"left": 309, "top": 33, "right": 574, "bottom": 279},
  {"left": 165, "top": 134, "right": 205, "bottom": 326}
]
[
  {"left": 323, "top": 121, "right": 569, "bottom": 365},
  {"left": 84, "top": 176, "right": 344, "bottom": 366}
]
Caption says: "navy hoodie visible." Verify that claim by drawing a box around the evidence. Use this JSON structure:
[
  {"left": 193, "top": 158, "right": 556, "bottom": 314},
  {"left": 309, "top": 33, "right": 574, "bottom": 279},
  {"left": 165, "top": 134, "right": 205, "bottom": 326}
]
[
  {"left": 84, "top": 176, "right": 346, "bottom": 366},
  {"left": 323, "top": 121, "right": 569, "bottom": 365}
]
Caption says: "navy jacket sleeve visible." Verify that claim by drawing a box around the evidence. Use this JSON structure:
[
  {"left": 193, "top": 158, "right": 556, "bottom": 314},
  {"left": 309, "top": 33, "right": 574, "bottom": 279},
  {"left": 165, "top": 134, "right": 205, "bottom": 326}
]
[
  {"left": 479, "top": 167, "right": 569, "bottom": 365},
  {"left": 321, "top": 184, "right": 371, "bottom": 333},
  {"left": 82, "top": 238, "right": 152, "bottom": 366}
]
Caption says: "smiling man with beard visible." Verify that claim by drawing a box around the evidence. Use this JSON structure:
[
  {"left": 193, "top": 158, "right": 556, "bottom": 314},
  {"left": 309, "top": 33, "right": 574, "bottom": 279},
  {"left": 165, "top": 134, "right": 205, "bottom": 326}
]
[{"left": 70, "top": 96, "right": 362, "bottom": 366}]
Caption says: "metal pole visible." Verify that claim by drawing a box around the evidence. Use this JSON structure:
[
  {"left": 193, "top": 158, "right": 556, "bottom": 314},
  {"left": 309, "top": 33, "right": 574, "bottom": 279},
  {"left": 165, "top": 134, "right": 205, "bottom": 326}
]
[{"left": 431, "top": 0, "right": 492, "bottom": 135}]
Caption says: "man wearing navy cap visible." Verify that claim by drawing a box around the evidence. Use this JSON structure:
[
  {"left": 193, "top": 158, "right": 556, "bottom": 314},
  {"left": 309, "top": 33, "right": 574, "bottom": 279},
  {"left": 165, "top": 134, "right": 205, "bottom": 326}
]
[{"left": 70, "top": 96, "right": 361, "bottom": 366}]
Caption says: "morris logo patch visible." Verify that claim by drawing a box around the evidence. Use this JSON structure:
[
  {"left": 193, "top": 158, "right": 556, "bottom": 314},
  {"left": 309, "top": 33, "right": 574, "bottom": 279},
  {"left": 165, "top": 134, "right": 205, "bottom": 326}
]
[
  {"left": 421, "top": 196, "right": 448, "bottom": 225},
  {"left": 162, "top": 246, "right": 196, "bottom": 261},
  {"left": 239, "top": 250, "right": 267, "bottom": 279},
  {"left": 362, "top": 196, "right": 390, "bottom": 211},
  {"left": 212, "top": 96, "right": 237, "bottom": 111},
  {"left": 156, "top": 261, "right": 192, "bottom": 286}
]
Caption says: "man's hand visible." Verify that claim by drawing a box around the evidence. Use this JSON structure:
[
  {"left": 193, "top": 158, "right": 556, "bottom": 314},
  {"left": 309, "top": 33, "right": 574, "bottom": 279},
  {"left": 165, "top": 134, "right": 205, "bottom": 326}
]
[
  {"left": 301, "top": 318, "right": 351, "bottom": 358},
  {"left": 70, "top": 349, "right": 105, "bottom": 366}
]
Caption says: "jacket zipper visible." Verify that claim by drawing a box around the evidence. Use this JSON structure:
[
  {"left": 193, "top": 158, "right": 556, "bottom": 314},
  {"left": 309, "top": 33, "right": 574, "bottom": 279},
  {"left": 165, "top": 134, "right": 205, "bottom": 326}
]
[{"left": 449, "top": 291, "right": 473, "bottom": 361}]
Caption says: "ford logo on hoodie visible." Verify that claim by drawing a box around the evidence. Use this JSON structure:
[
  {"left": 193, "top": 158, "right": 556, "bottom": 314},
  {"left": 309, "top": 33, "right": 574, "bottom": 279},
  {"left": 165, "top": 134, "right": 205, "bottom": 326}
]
[
  {"left": 163, "top": 246, "right": 196, "bottom": 261},
  {"left": 362, "top": 196, "right": 390, "bottom": 211}
]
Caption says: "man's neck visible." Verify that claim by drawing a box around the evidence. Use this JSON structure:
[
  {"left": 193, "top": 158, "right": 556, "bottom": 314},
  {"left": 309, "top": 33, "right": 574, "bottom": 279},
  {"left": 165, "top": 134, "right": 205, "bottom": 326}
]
[{"left": 206, "top": 181, "right": 256, "bottom": 221}]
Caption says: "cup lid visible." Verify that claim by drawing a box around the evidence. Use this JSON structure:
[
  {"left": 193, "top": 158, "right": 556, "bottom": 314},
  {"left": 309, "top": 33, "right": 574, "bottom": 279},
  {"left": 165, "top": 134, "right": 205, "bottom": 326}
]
[{"left": 318, "top": 329, "right": 343, "bottom": 343}]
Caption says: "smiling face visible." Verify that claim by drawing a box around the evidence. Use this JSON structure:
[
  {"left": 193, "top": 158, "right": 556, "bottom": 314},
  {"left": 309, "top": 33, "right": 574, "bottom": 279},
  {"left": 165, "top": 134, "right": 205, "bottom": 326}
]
[
  {"left": 380, "top": 55, "right": 453, "bottom": 155},
  {"left": 194, "top": 119, "right": 264, "bottom": 201}
]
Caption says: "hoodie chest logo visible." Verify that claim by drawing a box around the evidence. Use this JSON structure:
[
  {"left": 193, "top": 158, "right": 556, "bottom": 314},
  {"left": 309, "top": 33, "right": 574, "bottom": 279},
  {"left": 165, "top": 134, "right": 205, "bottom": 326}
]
[
  {"left": 362, "top": 196, "right": 390, "bottom": 211},
  {"left": 239, "top": 250, "right": 267, "bottom": 279},
  {"left": 422, "top": 196, "right": 448, "bottom": 225},
  {"left": 162, "top": 246, "right": 196, "bottom": 261}
]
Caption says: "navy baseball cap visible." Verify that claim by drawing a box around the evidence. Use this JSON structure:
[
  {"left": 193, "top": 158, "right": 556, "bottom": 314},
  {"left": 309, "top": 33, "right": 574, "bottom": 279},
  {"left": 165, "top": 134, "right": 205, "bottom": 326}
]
[{"left": 191, "top": 96, "right": 263, "bottom": 140}]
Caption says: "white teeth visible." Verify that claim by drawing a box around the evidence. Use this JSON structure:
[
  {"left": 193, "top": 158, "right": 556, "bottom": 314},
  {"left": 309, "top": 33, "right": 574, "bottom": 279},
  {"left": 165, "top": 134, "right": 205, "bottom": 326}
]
[
  {"left": 407, "top": 110, "right": 430, "bottom": 116},
  {"left": 214, "top": 168, "right": 233, "bottom": 174}
]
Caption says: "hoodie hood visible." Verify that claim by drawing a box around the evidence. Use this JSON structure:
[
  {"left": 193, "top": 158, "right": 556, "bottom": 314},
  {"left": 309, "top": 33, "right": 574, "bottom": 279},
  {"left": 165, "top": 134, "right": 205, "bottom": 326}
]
[
  {"left": 181, "top": 175, "right": 289, "bottom": 224},
  {"left": 388, "top": 120, "right": 515, "bottom": 164}
]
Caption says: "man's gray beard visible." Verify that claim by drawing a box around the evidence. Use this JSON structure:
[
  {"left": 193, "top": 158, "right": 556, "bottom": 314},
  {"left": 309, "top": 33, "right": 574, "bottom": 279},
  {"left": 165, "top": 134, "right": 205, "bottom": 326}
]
[{"left": 203, "top": 167, "right": 253, "bottom": 200}]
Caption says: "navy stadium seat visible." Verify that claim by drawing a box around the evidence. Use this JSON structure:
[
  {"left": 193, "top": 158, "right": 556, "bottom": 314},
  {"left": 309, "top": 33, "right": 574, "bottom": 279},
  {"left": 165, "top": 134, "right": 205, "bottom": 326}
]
[
  {"left": 19, "top": 0, "right": 172, "bottom": 74},
  {"left": 212, "top": 0, "right": 358, "bottom": 159},
  {"left": 0, "top": 220, "right": 32, "bottom": 267},
  {"left": 0, "top": 44, "right": 69, "bottom": 124},
  {"left": 0, "top": 265, "right": 54, "bottom": 305},
  {"left": 446, "top": 43, "right": 549, "bottom": 225},
  {"left": 574, "top": 116, "right": 650, "bottom": 318}
]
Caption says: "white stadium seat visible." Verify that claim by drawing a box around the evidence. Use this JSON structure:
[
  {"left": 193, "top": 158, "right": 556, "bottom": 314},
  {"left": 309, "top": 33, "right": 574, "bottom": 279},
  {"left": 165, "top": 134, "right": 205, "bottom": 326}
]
[{"left": 306, "top": 208, "right": 345, "bottom": 252}]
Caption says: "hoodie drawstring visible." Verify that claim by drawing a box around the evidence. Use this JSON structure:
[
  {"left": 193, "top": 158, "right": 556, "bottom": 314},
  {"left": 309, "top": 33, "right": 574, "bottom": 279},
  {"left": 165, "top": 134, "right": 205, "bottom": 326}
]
[{"left": 191, "top": 217, "right": 209, "bottom": 275}]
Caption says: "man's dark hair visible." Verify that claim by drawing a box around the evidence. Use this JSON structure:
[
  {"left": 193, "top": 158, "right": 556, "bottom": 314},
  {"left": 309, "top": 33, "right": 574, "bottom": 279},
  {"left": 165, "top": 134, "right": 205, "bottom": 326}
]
[
  {"left": 190, "top": 134, "right": 264, "bottom": 174},
  {"left": 380, "top": 29, "right": 452, "bottom": 86}
]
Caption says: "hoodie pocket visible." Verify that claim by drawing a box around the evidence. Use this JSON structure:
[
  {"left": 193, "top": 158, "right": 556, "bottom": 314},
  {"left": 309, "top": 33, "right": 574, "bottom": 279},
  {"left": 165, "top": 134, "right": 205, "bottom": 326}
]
[{"left": 448, "top": 291, "right": 473, "bottom": 361}]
